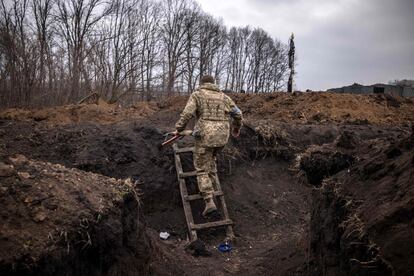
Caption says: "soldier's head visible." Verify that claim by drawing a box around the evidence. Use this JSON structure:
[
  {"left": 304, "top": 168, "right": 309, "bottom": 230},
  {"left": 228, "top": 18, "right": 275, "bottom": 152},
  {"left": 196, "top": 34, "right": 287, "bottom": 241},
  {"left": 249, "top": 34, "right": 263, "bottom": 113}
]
[{"left": 200, "top": 75, "right": 215, "bottom": 85}]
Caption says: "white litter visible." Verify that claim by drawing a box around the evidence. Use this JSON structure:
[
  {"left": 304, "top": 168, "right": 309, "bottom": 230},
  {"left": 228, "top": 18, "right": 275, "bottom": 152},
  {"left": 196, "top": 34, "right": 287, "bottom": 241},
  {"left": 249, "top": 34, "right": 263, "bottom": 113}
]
[{"left": 159, "top": 232, "right": 170, "bottom": 240}]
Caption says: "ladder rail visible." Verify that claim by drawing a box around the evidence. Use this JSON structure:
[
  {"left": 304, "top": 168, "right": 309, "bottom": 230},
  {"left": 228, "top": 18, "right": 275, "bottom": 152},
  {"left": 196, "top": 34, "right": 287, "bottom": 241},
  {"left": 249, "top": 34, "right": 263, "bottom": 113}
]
[
  {"left": 173, "top": 143, "right": 198, "bottom": 241},
  {"left": 213, "top": 174, "right": 235, "bottom": 239},
  {"left": 172, "top": 143, "right": 234, "bottom": 241}
]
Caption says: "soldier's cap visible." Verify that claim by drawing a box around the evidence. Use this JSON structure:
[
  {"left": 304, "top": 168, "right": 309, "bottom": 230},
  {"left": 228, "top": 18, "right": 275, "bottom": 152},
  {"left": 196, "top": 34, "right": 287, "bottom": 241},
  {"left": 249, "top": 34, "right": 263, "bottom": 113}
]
[{"left": 200, "top": 75, "right": 215, "bottom": 84}]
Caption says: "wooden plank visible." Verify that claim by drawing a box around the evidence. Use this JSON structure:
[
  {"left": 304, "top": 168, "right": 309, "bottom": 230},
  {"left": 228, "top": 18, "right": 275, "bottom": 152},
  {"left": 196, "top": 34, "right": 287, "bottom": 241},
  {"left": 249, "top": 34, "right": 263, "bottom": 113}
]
[
  {"left": 214, "top": 173, "right": 235, "bottom": 239},
  {"left": 190, "top": 219, "right": 233, "bottom": 230},
  {"left": 179, "top": 171, "right": 197, "bottom": 178},
  {"left": 174, "top": 147, "right": 195, "bottom": 154},
  {"left": 173, "top": 143, "right": 198, "bottom": 241},
  {"left": 184, "top": 191, "right": 224, "bottom": 201},
  {"left": 173, "top": 143, "right": 235, "bottom": 241}
]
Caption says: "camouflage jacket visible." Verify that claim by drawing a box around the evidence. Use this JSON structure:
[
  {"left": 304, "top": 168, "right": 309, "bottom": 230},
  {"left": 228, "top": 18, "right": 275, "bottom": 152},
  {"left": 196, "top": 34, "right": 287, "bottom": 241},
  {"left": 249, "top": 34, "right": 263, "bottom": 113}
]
[{"left": 175, "top": 83, "right": 243, "bottom": 147}]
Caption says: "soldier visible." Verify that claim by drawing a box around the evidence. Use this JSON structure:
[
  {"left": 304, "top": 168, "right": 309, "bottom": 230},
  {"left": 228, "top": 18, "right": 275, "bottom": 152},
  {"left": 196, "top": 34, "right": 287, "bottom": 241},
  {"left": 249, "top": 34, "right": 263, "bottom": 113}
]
[{"left": 175, "top": 75, "right": 243, "bottom": 216}]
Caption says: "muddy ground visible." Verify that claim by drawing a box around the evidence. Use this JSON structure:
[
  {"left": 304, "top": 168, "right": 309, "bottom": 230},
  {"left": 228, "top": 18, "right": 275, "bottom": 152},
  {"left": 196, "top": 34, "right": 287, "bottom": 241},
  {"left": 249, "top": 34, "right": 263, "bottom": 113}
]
[{"left": 0, "top": 92, "right": 413, "bottom": 275}]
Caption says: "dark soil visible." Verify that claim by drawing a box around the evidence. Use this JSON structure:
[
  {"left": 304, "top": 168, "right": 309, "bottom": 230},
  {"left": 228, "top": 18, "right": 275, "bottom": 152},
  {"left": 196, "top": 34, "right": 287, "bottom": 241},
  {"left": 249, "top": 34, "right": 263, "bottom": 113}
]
[
  {"left": 300, "top": 150, "right": 355, "bottom": 186},
  {"left": 1, "top": 119, "right": 314, "bottom": 275},
  {"left": 309, "top": 127, "right": 414, "bottom": 276},
  {"left": 0, "top": 156, "right": 154, "bottom": 275},
  {"left": 1, "top": 93, "right": 413, "bottom": 275}
]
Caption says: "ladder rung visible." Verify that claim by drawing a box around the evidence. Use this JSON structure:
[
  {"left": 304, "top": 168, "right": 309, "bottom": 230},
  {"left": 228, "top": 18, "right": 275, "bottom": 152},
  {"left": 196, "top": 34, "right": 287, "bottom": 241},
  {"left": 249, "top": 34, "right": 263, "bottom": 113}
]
[
  {"left": 185, "top": 191, "right": 224, "bottom": 201},
  {"left": 190, "top": 219, "right": 233, "bottom": 230},
  {"left": 174, "top": 147, "right": 195, "bottom": 154},
  {"left": 179, "top": 171, "right": 197, "bottom": 178}
]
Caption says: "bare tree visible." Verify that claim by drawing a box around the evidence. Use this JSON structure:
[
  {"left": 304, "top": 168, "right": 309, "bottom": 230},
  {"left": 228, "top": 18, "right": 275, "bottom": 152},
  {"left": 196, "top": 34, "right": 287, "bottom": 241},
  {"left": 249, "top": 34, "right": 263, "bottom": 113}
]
[
  {"left": 0, "top": 0, "right": 292, "bottom": 108},
  {"left": 211, "top": 25, "right": 227, "bottom": 86},
  {"left": 248, "top": 28, "right": 268, "bottom": 92},
  {"left": 0, "top": 0, "right": 38, "bottom": 106},
  {"left": 103, "top": 0, "right": 137, "bottom": 103},
  {"left": 32, "top": 0, "right": 53, "bottom": 93},
  {"left": 137, "top": 0, "right": 161, "bottom": 100},
  {"left": 182, "top": 6, "right": 200, "bottom": 93},
  {"left": 287, "top": 33, "right": 295, "bottom": 93},
  {"left": 161, "top": 0, "right": 195, "bottom": 94},
  {"left": 54, "top": 0, "right": 107, "bottom": 102},
  {"left": 198, "top": 14, "right": 221, "bottom": 78}
]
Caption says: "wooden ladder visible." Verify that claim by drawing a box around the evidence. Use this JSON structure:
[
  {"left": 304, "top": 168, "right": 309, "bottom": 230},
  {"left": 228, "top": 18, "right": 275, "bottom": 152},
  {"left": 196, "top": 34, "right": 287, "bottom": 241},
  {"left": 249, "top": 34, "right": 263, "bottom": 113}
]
[{"left": 172, "top": 143, "right": 234, "bottom": 241}]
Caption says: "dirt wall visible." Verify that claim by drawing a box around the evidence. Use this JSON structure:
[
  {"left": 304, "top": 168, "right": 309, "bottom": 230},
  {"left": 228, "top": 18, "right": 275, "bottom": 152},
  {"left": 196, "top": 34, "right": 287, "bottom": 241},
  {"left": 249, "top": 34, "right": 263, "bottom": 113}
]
[
  {"left": 309, "top": 128, "right": 414, "bottom": 275},
  {"left": 0, "top": 156, "right": 163, "bottom": 275}
]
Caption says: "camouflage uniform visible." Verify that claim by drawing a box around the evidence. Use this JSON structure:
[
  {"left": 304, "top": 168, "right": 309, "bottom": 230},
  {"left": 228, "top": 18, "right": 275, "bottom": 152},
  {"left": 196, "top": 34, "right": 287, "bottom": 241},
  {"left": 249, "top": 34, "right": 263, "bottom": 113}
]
[{"left": 175, "top": 83, "right": 243, "bottom": 200}]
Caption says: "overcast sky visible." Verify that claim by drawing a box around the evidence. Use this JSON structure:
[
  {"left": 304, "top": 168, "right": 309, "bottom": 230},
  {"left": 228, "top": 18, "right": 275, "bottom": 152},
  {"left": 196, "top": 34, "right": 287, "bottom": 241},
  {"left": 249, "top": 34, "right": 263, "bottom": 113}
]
[{"left": 196, "top": 0, "right": 414, "bottom": 91}]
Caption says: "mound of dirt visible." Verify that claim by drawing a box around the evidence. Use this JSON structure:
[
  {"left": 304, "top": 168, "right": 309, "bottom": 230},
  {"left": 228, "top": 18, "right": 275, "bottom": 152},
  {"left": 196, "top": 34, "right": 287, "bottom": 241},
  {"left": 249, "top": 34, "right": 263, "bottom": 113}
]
[
  {"left": 0, "top": 154, "right": 176, "bottom": 275},
  {"left": 297, "top": 130, "right": 364, "bottom": 186},
  {"left": 309, "top": 128, "right": 414, "bottom": 275},
  {"left": 0, "top": 120, "right": 183, "bottom": 231},
  {"left": 2, "top": 92, "right": 414, "bottom": 128},
  {"left": 231, "top": 92, "right": 414, "bottom": 125},
  {"left": 131, "top": 92, "right": 414, "bottom": 128},
  {"left": 0, "top": 102, "right": 158, "bottom": 126}
]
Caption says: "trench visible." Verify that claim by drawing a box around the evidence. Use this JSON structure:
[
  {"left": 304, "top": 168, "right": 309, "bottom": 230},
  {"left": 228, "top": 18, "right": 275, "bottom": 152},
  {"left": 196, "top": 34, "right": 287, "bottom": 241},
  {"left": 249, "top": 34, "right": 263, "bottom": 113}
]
[
  {"left": 146, "top": 140, "right": 311, "bottom": 275},
  {"left": 1, "top": 119, "right": 407, "bottom": 275},
  {"left": 128, "top": 126, "right": 312, "bottom": 275}
]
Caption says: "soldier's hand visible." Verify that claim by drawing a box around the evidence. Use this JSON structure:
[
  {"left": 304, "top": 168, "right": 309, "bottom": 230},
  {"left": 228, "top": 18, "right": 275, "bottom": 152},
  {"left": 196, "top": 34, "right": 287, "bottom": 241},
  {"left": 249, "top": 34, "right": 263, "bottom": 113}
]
[{"left": 232, "top": 128, "right": 240, "bottom": 138}]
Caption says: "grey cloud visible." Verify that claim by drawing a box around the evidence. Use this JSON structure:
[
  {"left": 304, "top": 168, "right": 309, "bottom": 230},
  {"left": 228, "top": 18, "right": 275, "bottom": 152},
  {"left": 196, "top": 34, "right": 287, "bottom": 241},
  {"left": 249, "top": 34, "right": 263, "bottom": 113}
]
[
  {"left": 197, "top": 0, "right": 414, "bottom": 90},
  {"left": 298, "top": 0, "right": 414, "bottom": 89}
]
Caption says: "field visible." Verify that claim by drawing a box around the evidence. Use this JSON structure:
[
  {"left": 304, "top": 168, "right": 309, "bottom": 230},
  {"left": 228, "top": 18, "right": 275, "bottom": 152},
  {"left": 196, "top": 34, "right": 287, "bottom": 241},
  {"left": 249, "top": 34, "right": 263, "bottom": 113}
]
[{"left": 1, "top": 92, "right": 413, "bottom": 275}]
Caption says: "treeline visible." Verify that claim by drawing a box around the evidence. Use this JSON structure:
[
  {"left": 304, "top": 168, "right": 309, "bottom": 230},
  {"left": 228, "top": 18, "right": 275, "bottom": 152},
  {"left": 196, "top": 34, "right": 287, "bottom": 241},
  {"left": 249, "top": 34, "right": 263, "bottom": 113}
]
[{"left": 0, "top": 0, "right": 290, "bottom": 108}]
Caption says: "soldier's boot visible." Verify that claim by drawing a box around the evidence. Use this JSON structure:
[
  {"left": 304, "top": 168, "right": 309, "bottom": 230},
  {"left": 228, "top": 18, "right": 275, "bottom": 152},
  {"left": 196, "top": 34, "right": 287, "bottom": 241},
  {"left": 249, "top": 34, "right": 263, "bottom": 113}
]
[{"left": 202, "top": 197, "right": 217, "bottom": 217}]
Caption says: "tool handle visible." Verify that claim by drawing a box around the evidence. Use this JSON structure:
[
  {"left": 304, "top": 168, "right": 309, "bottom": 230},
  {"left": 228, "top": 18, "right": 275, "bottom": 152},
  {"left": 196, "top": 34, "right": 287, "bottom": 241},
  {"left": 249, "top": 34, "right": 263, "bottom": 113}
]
[
  {"left": 161, "top": 130, "right": 193, "bottom": 147},
  {"left": 161, "top": 134, "right": 181, "bottom": 147}
]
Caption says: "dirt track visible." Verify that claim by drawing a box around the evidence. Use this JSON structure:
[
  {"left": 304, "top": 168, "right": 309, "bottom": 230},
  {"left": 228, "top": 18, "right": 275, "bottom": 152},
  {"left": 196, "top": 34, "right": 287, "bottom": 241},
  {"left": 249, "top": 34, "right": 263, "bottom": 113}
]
[{"left": 1, "top": 92, "right": 413, "bottom": 275}]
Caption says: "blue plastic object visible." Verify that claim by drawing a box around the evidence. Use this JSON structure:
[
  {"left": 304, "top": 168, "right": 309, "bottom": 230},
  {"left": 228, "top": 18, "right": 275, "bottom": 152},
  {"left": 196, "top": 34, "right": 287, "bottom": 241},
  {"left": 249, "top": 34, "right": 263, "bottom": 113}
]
[{"left": 218, "top": 243, "right": 232, "bottom": 253}]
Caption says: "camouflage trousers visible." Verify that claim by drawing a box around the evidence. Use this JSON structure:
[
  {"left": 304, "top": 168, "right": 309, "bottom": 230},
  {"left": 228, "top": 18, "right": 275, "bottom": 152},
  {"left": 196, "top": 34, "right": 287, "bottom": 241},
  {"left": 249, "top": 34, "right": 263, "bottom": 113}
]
[{"left": 193, "top": 143, "right": 223, "bottom": 200}]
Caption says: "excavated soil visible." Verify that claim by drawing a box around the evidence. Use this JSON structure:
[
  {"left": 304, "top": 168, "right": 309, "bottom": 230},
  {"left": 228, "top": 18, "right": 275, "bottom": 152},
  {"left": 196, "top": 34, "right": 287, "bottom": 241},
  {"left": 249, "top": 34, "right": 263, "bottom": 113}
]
[
  {"left": 1, "top": 92, "right": 413, "bottom": 275},
  {"left": 0, "top": 155, "right": 154, "bottom": 275},
  {"left": 310, "top": 126, "right": 414, "bottom": 276}
]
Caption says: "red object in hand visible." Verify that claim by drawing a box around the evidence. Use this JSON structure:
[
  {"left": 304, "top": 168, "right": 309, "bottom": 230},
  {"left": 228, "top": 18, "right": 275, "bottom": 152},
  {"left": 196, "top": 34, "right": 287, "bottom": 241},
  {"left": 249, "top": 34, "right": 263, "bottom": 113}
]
[
  {"left": 161, "top": 130, "right": 194, "bottom": 147},
  {"left": 161, "top": 133, "right": 181, "bottom": 147}
]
